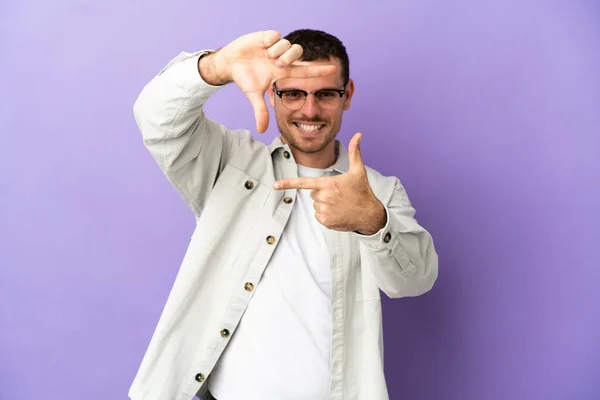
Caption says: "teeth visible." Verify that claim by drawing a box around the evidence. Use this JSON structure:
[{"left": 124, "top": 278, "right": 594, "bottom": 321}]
[{"left": 297, "top": 123, "right": 322, "bottom": 132}]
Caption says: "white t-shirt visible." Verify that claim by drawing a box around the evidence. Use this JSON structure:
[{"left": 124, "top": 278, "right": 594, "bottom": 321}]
[{"left": 208, "top": 165, "right": 333, "bottom": 400}]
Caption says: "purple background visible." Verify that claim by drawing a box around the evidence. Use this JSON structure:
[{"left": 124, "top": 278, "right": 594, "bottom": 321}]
[{"left": 1, "top": 0, "right": 599, "bottom": 399}]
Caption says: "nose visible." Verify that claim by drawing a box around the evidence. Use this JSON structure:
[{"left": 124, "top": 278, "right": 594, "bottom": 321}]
[{"left": 299, "top": 93, "right": 320, "bottom": 118}]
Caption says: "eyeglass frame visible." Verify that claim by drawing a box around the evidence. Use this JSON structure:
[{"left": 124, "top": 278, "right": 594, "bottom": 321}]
[{"left": 272, "top": 82, "right": 347, "bottom": 110}]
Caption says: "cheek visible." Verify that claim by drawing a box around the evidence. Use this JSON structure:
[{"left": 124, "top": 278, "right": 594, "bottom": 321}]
[
  {"left": 275, "top": 108, "right": 291, "bottom": 122},
  {"left": 327, "top": 110, "right": 343, "bottom": 124}
]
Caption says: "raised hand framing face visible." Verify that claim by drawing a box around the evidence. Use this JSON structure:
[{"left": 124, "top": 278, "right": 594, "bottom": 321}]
[
  {"left": 199, "top": 30, "right": 337, "bottom": 133},
  {"left": 273, "top": 133, "right": 387, "bottom": 235}
]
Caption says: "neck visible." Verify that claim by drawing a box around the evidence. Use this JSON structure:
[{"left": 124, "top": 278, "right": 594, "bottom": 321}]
[{"left": 285, "top": 139, "right": 337, "bottom": 169}]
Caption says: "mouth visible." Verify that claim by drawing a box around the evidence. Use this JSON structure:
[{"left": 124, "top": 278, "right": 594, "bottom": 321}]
[{"left": 293, "top": 122, "right": 326, "bottom": 137}]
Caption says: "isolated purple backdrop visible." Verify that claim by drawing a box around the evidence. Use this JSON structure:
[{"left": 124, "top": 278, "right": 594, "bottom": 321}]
[{"left": 1, "top": 0, "right": 599, "bottom": 399}]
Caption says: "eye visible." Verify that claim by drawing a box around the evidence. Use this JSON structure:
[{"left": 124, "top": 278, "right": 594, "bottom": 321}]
[
  {"left": 317, "top": 90, "right": 337, "bottom": 99},
  {"left": 283, "top": 90, "right": 304, "bottom": 99}
]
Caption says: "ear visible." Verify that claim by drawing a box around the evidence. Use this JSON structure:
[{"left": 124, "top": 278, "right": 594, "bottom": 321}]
[
  {"left": 343, "top": 78, "right": 355, "bottom": 111},
  {"left": 268, "top": 85, "right": 275, "bottom": 108}
]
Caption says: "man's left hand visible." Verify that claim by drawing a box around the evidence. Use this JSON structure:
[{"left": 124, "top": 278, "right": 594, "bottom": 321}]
[{"left": 273, "top": 133, "right": 387, "bottom": 235}]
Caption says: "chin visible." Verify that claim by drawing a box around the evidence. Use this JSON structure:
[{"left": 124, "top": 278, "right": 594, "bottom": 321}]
[
  {"left": 286, "top": 128, "right": 332, "bottom": 153},
  {"left": 296, "top": 141, "right": 329, "bottom": 154}
]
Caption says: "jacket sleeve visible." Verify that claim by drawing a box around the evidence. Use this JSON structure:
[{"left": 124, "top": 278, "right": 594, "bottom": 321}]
[
  {"left": 133, "top": 50, "right": 247, "bottom": 217},
  {"left": 356, "top": 173, "right": 439, "bottom": 298}
]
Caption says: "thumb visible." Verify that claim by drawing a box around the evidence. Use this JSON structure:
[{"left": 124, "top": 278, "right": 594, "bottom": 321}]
[
  {"left": 245, "top": 90, "right": 269, "bottom": 133},
  {"left": 348, "top": 132, "right": 365, "bottom": 173}
]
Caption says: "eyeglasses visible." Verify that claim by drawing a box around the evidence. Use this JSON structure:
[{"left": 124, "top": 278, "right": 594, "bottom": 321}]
[{"left": 273, "top": 83, "right": 346, "bottom": 110}]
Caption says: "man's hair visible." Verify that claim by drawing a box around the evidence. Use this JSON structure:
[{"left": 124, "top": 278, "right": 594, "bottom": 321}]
[{"left": 284, "top": 29, "right": 350, "bottom": 85}]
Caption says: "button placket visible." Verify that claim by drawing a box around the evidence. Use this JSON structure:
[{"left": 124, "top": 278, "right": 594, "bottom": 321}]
[
  {"left": 188, "top": 177, "right": 293, "bottom": 394},
  {"left": 334, "top": 309, "right": 343, "bottom": 321}
]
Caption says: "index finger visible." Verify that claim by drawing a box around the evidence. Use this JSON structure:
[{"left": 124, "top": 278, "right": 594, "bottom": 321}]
[{"left": 273, "top": 176, "right": 326, "bottom": 190}]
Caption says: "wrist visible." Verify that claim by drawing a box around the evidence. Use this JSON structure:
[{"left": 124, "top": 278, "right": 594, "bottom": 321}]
[
  {"left": 357, "top": 200, "right": 387, "bottom": 236},
  {"left": 198, "top": 51, "right": 231, "bottom": 86}
]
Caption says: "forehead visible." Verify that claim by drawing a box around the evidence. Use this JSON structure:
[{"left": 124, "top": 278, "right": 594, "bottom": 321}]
[{"left": 276, "top": 58, "right": 344, "bottom": 90}]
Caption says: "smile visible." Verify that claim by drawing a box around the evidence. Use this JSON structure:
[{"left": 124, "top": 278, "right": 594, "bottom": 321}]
[{"left": 293, "top": 122, "right": 325, "bottom": 133}]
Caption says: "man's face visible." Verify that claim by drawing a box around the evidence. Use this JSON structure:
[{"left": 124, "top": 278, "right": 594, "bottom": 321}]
[{"left": 268, "top": 58, "right": 354, "bottom": 155}]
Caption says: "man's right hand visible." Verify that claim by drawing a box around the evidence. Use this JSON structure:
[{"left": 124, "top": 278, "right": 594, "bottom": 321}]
[{"left": 198, "top": 30, "right": 337, "bottom": 133}]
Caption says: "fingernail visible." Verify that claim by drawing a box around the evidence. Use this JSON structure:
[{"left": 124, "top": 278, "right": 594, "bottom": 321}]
[{"left": 275, "top": 60, "right": 283, "bottom": 68}]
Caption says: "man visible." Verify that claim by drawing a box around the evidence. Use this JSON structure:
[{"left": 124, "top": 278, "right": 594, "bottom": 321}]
[{"left": 129, "top": 29, "right": 438, "bottom": 400}]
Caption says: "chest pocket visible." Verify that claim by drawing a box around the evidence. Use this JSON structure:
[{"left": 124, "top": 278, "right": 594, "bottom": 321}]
[{"left": 198, "top": 164, "right": 272, "bottom": 261}]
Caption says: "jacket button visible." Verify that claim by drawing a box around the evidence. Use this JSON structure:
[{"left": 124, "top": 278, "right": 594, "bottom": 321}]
[
  {"left": 244, "top": 282, "right": 254, "bottom": 291},
  {"left": 195, "top": 373, "right": 205, "bottom": 382},
  {"left": 383, "top": 232, "right": 392, "bottom": 243},
  {"left": 220, "top": 329, "right": 230, "bottom": 338},
  {"left": 266, "top": 235, "right": 276, "bottom": 245},
  {"left": 283, "top": 151, "right": 291, "bottom": 159},
  {"left": 244, "top": 180, "right": 254, "bottom": 190},
  {"left": 283, "top": 196, "right": 293, "bottom": 204}
]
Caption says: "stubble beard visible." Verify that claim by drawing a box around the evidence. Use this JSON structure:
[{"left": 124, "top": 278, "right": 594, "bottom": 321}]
[{"left": 276, "top": 115, "right": 341, "bottom": 154}]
